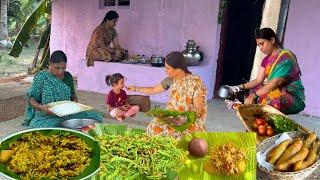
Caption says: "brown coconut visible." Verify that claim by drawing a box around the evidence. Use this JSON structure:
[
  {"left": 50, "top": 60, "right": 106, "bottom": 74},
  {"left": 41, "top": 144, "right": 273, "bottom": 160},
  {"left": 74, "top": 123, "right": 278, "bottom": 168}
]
[{"left": 188, "top": 138, "right": 208, "bottom": 157}]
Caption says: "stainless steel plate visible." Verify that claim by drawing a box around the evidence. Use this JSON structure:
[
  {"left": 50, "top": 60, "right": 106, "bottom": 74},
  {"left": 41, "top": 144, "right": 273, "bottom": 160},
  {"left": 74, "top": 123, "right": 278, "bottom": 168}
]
[{"left": 61, "top": 119, "right": 98, "bottom": 129}]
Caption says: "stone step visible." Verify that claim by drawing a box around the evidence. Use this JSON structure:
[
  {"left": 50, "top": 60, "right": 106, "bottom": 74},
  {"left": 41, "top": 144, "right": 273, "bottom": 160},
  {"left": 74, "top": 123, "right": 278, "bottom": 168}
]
[
  {"left": 0, "top": 81, "right": 31, "bottom": 122},
  {"left": 0, "top": 95, "right": 26, "bottom": 122}
]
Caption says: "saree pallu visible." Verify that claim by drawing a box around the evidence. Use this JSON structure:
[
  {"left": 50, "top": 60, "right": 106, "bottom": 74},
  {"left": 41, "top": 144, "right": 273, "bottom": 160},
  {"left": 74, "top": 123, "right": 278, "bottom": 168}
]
[
  {"left": 257, "top": 49, "right": 305, "bottom": 114},
  {"left": 24, "top": 71, "right": 103, "bottom": 128}
]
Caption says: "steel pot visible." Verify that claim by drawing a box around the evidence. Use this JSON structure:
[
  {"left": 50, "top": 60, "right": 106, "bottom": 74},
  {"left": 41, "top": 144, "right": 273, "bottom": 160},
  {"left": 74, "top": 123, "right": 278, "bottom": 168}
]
[
  {"left": 61, "top": 119, "right": 98, "bottom": 130},
  {"left": 186, "top": 40, "right": 196, "bottom": 47},
  {"left": 182, "top": 46, "right": 203, "bottom": 66},
  {"left": 150, "top": 55, "right": 165, "bottom": 67},
  {"left": 218, "top": 85, "right": 234, "bottom": 99},
  {"left": 218, "top": 85, "right": 247, "bottom": 102},
  {"left": 182, "top": 40, "right": 204, "bottom": 66},
  {"left": 137, "top": 54, "right": 150, "bottom": 64}
]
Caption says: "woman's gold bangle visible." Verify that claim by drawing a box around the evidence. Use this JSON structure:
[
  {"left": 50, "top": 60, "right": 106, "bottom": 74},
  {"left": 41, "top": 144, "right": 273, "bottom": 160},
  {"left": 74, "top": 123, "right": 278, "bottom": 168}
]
[{"left": 242, "top": 84, "right": 246, "bottom": 89}]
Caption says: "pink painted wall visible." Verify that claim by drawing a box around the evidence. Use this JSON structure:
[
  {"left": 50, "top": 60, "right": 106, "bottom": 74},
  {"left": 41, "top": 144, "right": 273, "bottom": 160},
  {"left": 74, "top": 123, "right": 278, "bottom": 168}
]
[
  {"left": 284, "top": 0, "right": 320, "bottom": 116},
  {"left": 77, "top": 60, "right": 215, "bottom": 103},
  {"left": 51, "top": 0, "right": 220, "bottom": 101},
  {"left": 51, "top": 0, "right": 320, "bottom": 116},
  {"left": 51, "top": 0, "right": 219, "bottom": 75}
]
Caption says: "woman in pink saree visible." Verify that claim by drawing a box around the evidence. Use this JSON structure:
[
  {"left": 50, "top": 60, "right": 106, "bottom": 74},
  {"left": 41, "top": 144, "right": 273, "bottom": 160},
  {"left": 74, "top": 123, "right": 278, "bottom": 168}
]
[{"left": 237, "top": 28, "right": 305, "bottom": 114}]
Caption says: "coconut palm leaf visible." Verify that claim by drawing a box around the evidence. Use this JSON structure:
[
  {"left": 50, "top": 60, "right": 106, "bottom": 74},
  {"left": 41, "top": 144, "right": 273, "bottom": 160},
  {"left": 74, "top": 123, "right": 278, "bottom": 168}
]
[
  {"left": 177, "top": 132, "right": 257, "bottom": 180},
  {"left": 9, "top": 0, "right": 51, "bottom": 58}
]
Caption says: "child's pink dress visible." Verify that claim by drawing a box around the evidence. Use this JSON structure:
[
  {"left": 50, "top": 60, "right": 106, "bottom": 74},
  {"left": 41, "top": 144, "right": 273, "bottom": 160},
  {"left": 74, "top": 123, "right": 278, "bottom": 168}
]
[{"left": 106, "top": 89, "right": 139, "bottom": 118}]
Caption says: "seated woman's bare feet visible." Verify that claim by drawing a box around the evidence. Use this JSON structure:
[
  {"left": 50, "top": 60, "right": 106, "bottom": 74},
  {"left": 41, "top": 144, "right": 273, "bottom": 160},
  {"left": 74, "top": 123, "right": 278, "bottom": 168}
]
[{"left": 116, "top": 116, "right": 124, "bottom": 122}]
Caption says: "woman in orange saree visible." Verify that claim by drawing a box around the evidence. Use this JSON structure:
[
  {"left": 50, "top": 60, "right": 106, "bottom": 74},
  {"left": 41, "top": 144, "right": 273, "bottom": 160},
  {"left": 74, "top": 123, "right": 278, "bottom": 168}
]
[{"left": 127, "top": 52, "right": 207, "bottom": 139}]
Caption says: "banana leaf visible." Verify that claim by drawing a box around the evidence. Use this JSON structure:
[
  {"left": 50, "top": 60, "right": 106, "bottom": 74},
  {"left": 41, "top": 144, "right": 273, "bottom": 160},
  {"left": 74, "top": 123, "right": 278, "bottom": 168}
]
[
  {"left": 88, "top": 123, "right": 128, "bottom": 137},
  {"left": 9, "top": 0, "right": 51, "bottom": 58},
  {"left": 88, "top": 124, "right": 179, "bottom": 180},
  {"left": 88, "top": 123, "right": 146, "bottom": 137},
  {"left": 146, "top": 109, "right": 197, "bottom": 132},
  {"left": 38, "top": 23, "right": 51, "bottom": 49},
  {"left": 0, "top": 128, "right": 100, "bottom": 180},
  {"left": 177, "top": 132, "right": 257, "bottom": 180}
]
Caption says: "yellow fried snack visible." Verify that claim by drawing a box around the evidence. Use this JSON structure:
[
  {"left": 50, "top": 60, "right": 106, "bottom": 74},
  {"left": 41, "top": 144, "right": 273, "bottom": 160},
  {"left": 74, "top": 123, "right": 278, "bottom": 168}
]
[
  {"left": 276, "top": 138, "right": 303, "bottom": 165},
  {"left": 275, "top": 147, "right": 309, "bottom": 171},
  {"left": 266, "top": 146, "right": 277, "bottom": 162},
  {"left": 268, "top": 139, "right": 293, "bottom": 165},
  {"left": 302, "top": 133, "right": 317, "bottom": 149},
  {"left": 294, "top": 142, "right": 320, "bottom": 171}
]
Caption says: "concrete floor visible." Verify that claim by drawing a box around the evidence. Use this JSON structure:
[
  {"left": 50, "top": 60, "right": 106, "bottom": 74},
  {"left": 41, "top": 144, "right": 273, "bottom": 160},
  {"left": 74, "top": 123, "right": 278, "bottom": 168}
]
[
  {"left": 1, "top": 89, "right": 320, "bottom": 139},
  {"left": 0, "top": 81, "right": 320, "bottom": 179}
]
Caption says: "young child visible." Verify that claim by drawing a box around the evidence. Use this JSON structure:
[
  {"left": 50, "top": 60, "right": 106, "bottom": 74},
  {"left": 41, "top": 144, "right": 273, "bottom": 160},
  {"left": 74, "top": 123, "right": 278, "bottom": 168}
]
[{"left": 105, "top": 73, "right": 139, "bottom": 121}]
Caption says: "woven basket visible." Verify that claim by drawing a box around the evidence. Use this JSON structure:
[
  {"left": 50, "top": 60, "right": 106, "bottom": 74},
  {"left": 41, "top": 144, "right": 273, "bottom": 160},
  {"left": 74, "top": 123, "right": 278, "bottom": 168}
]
[
  {"left": 257, "top": 131, "right": 320, "bottom": 180},
  {"left": 236, "top": 104, "right": 310, "bottom": 142}
]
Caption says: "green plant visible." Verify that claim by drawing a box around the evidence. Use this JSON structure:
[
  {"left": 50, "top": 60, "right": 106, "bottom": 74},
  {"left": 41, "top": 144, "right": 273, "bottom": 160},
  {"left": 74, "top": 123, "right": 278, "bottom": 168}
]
[
  {"left": 268, "top": 114, "right": 299, "bottom": 133},
  {"left": 9, "top": 0, "right": 51, "bottom": 74},
  {"left": 8, "top": 0, "right": 43, "bottom": 35}
]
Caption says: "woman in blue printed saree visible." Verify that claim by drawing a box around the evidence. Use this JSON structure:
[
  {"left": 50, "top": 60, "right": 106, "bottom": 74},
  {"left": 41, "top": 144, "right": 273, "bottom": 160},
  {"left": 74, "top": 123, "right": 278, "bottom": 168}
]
[
  {"left": 235, "top": 28, "right": 305, "bottom": 114},
  {"left": 24, "top": 50, "right": 103, "bottom": 128}
]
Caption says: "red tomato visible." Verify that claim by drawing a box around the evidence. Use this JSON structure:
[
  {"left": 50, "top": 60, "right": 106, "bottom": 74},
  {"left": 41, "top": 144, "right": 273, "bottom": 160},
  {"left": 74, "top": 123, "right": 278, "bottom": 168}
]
[
  {"left": 258, "top": 125, "right": 266, "bottom": 136},
  {"left": 252, "top": 122, "right": 259, "bottom": 130},
  {"left": 267, "top": 128, "right": 274, "bottom": 136},
  {"left": 256, "top": 118, "right": 266, "bottom": 126},
  {"left": 266, "top": 125, "right": 272, "bottom": 129},
  {"left": 81, "top": 126, "right": 90, "bottom": 133}
]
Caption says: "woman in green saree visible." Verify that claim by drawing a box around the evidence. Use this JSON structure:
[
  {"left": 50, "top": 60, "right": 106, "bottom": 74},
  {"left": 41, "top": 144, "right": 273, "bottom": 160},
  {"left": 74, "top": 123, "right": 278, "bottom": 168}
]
[
  {"left": 24, "top": 50, "right": 103, "bottom": 128},
  {"left": 234, "top": 28, "right": 305, "bottom": 114}
]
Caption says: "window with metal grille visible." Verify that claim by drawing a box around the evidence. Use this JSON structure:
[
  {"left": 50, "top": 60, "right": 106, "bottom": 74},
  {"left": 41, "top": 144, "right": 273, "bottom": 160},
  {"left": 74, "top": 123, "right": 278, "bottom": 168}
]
[{"left": 101, "top": 0, "right": 130, "bottom": 7}]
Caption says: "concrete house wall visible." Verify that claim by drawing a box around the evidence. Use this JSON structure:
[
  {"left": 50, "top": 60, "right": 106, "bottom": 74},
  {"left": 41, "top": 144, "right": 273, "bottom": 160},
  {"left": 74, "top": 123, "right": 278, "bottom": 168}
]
[
  {"left": 51, "top": 0, "right": 320, "bottom": 116},
  {"left": 284, "top": 0, "right": 320, "bottom": 116},
  {"left": 51, "top": 0, "right": 220, "bottom": 102}
]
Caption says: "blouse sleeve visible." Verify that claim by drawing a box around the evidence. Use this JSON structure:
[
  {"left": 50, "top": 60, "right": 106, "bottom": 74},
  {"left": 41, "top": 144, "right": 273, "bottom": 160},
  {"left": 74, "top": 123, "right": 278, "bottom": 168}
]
[
  {"left": 261, "top": 56, "right": 269, "bottom": 68},
  {"left": 160, "top": 77, "right": 173, "bottom": 90}
]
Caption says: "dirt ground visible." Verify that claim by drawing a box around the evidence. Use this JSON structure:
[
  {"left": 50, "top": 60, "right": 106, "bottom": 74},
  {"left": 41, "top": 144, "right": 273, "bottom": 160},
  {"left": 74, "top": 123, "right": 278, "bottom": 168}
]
[{"left": 0, "top": 42, "right": 41, "bottom": 79}]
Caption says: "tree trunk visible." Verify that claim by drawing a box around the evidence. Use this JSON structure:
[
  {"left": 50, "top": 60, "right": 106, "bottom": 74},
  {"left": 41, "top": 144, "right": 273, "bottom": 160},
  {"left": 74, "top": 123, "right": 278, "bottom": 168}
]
[{"left": 0, "top": 0, "right": 9, "bottom": 40}]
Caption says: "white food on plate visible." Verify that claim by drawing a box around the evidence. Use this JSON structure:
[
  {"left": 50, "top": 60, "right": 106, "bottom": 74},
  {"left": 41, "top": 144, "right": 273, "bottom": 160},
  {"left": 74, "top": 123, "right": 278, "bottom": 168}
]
[{"left": 49, "top": 102, "right": 81, "bottom": 116}]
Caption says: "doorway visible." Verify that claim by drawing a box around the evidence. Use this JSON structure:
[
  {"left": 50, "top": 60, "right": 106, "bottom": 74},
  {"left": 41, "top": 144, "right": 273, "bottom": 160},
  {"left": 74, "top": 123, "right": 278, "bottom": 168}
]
[{"left": 214, "top": 0, "right": 265, "bottom": 97}]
